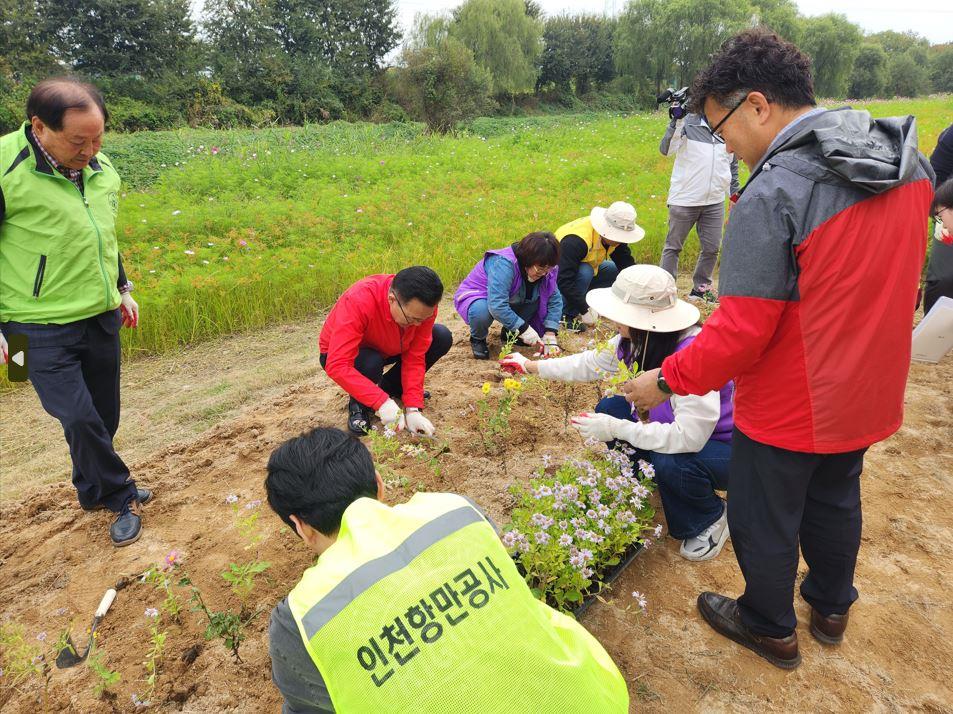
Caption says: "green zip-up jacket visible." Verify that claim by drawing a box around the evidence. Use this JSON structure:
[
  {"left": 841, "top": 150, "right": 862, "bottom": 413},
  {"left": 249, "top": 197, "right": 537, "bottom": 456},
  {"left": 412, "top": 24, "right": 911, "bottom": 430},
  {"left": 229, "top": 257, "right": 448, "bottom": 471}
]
[{"left": 0, "top": 122, "right": 122, "bottom": 324}]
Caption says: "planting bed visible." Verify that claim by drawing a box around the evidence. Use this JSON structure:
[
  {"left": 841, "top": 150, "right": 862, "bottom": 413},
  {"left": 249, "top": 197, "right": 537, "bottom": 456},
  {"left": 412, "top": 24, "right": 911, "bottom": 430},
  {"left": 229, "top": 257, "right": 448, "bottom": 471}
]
[{"left": 1, "top": 299, "right": 951, "bottom": 712}]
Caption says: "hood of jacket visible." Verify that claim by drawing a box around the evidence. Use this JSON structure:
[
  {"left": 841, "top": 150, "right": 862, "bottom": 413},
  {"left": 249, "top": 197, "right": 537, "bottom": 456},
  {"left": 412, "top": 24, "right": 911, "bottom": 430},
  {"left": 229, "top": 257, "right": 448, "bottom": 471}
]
[{"left": 750, "top": 107, "right": 935, "bottom": 195}]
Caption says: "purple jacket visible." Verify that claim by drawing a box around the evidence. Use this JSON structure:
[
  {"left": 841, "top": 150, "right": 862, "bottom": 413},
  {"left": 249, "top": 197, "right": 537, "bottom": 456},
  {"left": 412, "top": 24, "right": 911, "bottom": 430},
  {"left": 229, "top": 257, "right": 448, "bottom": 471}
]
[
  {"left": 622, "top": 334, "right": 734, "bottom": 444},
  {"left": 454, "top": 247, "right": 559, "bottom": 335}
]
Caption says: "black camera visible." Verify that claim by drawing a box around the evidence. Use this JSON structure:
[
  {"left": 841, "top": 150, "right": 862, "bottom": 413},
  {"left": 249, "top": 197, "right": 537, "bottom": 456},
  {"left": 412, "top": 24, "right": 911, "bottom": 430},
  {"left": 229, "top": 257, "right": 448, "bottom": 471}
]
[{"left": 657, "top": 87, "right": 689, "bottom": 121}]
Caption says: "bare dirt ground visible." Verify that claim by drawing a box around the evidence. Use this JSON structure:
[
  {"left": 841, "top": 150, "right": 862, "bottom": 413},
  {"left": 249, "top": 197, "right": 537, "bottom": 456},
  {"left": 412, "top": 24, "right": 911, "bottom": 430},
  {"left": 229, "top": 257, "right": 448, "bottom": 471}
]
[{"left": 1, "top": 291, "right": 951, "bottom": 713}]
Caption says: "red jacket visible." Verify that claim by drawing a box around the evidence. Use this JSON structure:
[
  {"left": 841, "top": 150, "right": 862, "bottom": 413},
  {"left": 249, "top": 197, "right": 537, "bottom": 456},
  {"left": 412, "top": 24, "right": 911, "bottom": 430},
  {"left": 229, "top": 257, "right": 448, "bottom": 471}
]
[
  {"left": 319, "top": 275, "right": 435, "bottom": 410},
  {"left": 662, "top": 109, "right": 934, "bottom": 453}
]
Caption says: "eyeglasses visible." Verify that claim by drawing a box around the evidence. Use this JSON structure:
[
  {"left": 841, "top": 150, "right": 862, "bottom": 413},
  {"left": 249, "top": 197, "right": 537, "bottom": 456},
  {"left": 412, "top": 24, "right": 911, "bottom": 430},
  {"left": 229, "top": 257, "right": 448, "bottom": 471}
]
[
  {"left": 706, "top": 94, "right": 748, "bottom": 144},
  {"left": 391, "top": 292, "right": 431, "bottom": 326}
]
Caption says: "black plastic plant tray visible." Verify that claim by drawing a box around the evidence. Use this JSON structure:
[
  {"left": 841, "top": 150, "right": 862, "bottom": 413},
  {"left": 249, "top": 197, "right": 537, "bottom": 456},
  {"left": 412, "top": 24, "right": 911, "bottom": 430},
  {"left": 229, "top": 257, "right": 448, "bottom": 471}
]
[{"left": 573, "top": 541, "right": 645, "bottom": 619}]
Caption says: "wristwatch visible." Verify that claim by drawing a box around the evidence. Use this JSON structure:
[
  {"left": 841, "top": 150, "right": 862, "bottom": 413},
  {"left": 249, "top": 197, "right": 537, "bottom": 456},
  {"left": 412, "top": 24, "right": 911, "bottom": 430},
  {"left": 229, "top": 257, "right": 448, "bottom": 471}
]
[
  {"left": 119, "top": 280, "right": 134, "bottom": 294},
  {"left": 656, "top": 371, "right": 673, "bottom": 395}
]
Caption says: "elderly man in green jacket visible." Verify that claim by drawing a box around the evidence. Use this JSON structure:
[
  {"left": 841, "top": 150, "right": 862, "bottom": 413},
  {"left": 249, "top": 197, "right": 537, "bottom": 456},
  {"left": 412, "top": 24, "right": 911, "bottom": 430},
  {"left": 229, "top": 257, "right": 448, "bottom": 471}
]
[{"left": 0, "top": 78, "right": 150, "bottom": 546}]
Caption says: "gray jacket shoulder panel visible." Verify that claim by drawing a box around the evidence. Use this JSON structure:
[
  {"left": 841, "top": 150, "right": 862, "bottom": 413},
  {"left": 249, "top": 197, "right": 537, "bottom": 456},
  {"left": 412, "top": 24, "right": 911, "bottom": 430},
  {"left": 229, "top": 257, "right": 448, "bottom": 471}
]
[
  {"left": 719, "top": 165, "right": 805, "bottom": 301},
  {"left": 269, "top": 599, "right": 335, "bottom": 714}
]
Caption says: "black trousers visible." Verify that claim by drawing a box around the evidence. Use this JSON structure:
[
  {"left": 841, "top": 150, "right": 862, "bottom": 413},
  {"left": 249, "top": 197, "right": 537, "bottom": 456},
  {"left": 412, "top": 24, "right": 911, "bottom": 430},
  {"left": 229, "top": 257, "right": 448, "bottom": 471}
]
[
  {"left": 2, "top": 309, "right": 137, "bottom": 512},
  {"left": 924, "top": 235, "right": 953, "bottom": 314},
  {"left": 729, "top": 428, "right": 867, "bottom": 638},
  {"left": 320, "top": 323, "right": 453, "bottom": 407}
]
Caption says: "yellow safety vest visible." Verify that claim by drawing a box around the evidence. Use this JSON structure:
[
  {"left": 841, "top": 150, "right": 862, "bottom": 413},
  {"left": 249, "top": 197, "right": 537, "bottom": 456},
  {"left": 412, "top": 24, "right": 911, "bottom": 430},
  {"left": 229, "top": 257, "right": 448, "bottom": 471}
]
[
  {"left": 554, "top": 216, "right": 619, "bottom": 276},
  {"left": 287, "top": 493, "right": 629, "bottom": 713}
]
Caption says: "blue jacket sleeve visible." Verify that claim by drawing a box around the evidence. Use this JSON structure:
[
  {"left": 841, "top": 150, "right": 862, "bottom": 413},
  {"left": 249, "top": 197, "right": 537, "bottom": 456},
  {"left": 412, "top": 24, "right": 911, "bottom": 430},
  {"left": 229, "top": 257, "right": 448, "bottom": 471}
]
[
  {"left": 485, "top": 255, "right": 525, "bottom": 333},
  {"left": 543, "top": 287, "right": 563, "bottom": 332}
]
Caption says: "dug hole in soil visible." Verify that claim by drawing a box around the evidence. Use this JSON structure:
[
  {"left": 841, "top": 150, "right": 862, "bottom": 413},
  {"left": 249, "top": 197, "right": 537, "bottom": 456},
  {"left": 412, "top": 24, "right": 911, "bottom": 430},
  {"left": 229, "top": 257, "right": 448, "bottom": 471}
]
[{"left": 1, "top": 296, "right": 951, "bottom": 713}]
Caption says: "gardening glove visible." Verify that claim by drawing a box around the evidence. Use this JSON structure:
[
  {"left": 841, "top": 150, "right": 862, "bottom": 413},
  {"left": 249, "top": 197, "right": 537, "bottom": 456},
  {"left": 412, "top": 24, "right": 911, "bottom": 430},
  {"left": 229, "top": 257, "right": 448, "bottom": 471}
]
[
  {"left": 536, "top": 332, "right": 561, "bottom": 358},
  {"left": 376, "top": 398, "right": 404, "bottom": 430},
  {"left": 0, "top": 332, "right": 7, "bottom": 364},
  {"left": 935, "top": 220, "right": 953, "bottom": 245},
  {"left": 570, "top": 412, "right": 624, "bottom": 443},
  {"left": 120, "top": 292, "right": 139, "bottom": 328},
  {"left": 518, "top": 324, "right": 542, "bottom": 346},
  {"left": 579, "top": 308, "right": 599, "bottom": 326},
  {"left": 405, "top": 408, "right": 435, "bottom": 437},
  {"left": 500, "top": 352, "right": 530, "bottom": 374}
]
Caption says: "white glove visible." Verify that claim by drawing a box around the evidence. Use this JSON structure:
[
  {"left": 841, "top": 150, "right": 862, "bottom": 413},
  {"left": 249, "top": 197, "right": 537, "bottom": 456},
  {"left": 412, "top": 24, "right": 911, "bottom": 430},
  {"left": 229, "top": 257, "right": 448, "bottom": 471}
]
[
  {"left": 0, "top": 332, "right": 7, "bottom": 364},
  {"left": 579, "top": 308, "right": 598, "bottom": 326},
  {"left": 518, "top": 324, "right": 542, "bottom": 346},
  {"left": 536, "top": 332, "right": 561, "bottom": 358},
  {"left": 500, "top": 352, "right": 530, "bottom": 374},
  {"left": 570, "top": 412, "right": 622, "bottom": 443},
  {"left": 935, "top": 220, "right": 952, "bottom": 244},
  {"left": 405, "top": 408, "right": 435, "bottom": 437},
  {"left": 376, "top": 399, "right": 403, "bottom": 429},
  {"left": 120, "top": 292, "right": 139, "bottom": 328}
]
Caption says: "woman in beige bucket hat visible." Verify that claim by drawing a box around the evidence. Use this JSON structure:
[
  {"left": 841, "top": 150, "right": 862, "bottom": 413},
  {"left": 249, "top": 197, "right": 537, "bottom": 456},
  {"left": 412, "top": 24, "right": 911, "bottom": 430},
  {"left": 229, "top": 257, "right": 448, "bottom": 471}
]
[{"left": 502, "top": 265, "right": 736, "bottom": 561}]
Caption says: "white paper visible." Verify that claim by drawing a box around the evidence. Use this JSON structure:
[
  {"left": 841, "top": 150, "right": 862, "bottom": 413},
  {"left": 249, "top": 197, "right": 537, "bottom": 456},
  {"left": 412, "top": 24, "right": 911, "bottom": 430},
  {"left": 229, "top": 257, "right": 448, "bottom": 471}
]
[{"left": 912, "top": 296, "right": 953, "bottom": 363}]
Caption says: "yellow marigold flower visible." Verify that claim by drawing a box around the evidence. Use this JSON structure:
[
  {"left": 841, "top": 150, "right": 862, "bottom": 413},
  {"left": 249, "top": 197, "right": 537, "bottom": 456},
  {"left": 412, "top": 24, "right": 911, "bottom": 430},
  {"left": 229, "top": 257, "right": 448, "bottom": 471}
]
[
  {"left": 503, "top": 378, "right": 523, "bottom": 392},
  {"left": 481, "top": 382, "right": 492, "bottom": 394}
]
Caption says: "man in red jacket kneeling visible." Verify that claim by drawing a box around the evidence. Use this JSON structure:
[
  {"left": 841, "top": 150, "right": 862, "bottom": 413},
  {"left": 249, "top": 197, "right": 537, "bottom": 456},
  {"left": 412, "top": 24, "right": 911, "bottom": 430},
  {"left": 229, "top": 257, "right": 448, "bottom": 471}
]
[
  {"left": 624, "top": 29, "right": 933, "bottom": 669},
  {"left": 319, "top": 267, "right": 452, "bottom": 436}
]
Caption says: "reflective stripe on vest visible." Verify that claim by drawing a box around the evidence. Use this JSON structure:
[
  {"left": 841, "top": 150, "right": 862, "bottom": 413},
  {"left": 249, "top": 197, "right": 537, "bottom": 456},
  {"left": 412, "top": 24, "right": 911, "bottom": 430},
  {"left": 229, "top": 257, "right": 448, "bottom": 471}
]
[
  {"left": 554, "top": 215, "right": 618, "bottom": 275},
  {"left": 287, "top": 493, "right": 629, "bottom": 713}
]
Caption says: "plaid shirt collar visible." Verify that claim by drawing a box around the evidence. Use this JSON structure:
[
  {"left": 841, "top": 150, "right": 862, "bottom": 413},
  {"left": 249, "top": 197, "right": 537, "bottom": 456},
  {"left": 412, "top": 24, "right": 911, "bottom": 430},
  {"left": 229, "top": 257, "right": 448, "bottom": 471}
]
[{"left": 28, "top": 127, "right": 84, "bottom": 191}]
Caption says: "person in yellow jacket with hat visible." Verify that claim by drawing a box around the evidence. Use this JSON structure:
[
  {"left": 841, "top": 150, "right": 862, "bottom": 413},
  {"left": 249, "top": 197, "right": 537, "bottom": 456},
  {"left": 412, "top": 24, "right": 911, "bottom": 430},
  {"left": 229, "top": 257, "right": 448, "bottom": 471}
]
[
  {"left": 266, "top": 427, "right": 629, "bottom": 713},
  {"left": 555, "top": 201, "right": 645, "bottom": 330}
]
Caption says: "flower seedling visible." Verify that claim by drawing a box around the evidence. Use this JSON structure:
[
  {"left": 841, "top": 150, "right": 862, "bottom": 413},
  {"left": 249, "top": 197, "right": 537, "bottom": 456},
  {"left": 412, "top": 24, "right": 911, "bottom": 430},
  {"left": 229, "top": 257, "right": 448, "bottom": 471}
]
[
  {"left": 221, "top": 560, "right": 271, "bottom": 610},
  {"left": 87, "top": 645, "right": 121, "bottom": 698},
  {"left": 503, "top": 446, "right": 657, "bottom": 612},
  {"left": 477, "top": 377, "right": 524, "bottom": 455}
]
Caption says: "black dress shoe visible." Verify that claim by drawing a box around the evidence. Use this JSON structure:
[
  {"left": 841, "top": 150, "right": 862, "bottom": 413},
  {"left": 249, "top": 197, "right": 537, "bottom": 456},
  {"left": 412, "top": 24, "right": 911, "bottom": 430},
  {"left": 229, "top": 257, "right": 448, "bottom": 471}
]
[
  {"left": 82, "top": 488, "right": 153, "bottom": 512},
  {"left": 810, "top": 608, "right": 848, "bottom": 645},
  {"left": 697, "top": 592, "right": 801, "bottom": 670},
  {"left": 470, "top": 337, "right": 490, "bottom": 360},
  {"left": 347, "top": 398, "right": 371, "bottom": 435},
  {"left": 110, "top": 500, "right": 144, "bottom": 547}
]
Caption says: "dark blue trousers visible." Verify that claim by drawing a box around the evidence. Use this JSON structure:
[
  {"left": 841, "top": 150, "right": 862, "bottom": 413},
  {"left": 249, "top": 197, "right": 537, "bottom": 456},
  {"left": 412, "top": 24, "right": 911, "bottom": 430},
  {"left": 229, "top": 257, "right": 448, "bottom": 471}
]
[
  {"left": 729, "top": 428, "right": 866, "bottom": 638},
  {"left": 2, "top": 309, "right": 137, "bottom": 512},
  {"left": 595, "top": 395, "right": 729, "bottom": 539}
]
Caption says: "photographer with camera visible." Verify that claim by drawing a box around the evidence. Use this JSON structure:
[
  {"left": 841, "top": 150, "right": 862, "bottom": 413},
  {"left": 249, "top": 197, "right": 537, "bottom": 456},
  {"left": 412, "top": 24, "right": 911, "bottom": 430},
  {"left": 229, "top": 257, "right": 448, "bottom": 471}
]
[{"left": 658, "top": 87, "right": 739, "bottom": 303}]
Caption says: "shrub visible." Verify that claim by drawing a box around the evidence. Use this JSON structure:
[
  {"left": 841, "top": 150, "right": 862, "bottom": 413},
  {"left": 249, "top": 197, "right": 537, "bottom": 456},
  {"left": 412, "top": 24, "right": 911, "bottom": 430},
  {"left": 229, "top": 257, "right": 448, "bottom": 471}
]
[
  {"left": 393, "top": 38, "right": 492, "bottom": 133},
  {"left": 108, "top": 96, "right": 182, "bottom": 132}
]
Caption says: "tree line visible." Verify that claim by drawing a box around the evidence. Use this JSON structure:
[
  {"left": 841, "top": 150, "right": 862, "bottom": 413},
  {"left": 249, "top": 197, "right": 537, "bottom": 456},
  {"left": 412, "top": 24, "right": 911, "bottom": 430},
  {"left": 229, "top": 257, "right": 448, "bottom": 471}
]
[{"left": 1, "top": 0, "right": 950, "bottom": 134}]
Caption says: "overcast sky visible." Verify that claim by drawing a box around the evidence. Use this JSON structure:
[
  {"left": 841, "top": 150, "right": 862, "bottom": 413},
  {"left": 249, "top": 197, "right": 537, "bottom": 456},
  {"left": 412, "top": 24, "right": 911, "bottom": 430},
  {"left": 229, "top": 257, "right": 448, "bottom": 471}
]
[{"left": 395, "top": 0, "right": 953, "bottom": 45}]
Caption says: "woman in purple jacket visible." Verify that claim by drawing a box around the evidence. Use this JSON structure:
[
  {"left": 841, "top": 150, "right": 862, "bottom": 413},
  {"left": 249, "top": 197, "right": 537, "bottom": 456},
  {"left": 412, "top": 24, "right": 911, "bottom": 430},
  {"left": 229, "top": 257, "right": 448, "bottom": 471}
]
[
  {"left": 454, "top": 232, "right": 564, "bottom": 359},
  {"left": 502, "top": 265, "right": 734, "bottom": 561}
]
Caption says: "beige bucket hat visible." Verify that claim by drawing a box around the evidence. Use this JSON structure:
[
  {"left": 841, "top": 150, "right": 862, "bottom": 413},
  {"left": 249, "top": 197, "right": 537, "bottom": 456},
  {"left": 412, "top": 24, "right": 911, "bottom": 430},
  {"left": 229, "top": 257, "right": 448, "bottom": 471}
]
[
  {"left": 586, "top": 264, "right": 700, "bottom": 332},
  {"left": 590, "top": 201, "right": 646, "bottom": 244}
]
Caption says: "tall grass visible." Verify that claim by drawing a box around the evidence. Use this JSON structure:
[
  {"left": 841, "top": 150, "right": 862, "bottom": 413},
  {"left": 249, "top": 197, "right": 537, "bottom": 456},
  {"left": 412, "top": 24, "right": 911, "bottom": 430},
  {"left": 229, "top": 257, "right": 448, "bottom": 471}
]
[{"left": 7, "top": 97, "right": 952, "bottom": 378}]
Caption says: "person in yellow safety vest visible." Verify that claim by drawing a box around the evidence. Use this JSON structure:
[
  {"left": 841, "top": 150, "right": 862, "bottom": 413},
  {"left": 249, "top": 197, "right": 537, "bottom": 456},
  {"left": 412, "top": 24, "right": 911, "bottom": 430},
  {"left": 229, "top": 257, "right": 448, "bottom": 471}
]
[
  {"left": 555, "top": 201, "right": 646, "bottom": 330},
  {"left": 266, "top": 427, "right": 629, "bottom": 714}
]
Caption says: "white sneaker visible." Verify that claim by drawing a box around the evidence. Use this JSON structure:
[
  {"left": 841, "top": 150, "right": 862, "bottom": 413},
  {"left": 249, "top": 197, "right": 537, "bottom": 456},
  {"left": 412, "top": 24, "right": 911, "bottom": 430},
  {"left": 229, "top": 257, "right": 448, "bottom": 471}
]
[{"left": 679, "top": 506, "right": 729, "bottom": 561}]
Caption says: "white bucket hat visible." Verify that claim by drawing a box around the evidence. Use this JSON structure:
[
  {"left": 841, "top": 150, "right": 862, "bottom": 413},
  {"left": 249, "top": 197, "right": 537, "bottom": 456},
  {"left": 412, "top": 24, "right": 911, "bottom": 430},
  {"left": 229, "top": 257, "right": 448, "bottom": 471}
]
[
  {"left": 590, "top": 201, "right": 646, "bottom": 244},
  {"left": 586, "top": 265, "right": 700, "bottom": 332}
]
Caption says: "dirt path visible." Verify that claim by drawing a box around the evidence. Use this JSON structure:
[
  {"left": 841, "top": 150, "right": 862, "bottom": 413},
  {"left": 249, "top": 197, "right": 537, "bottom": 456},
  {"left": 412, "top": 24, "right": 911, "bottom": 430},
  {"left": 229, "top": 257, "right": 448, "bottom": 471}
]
[{"left": 1, "top": 296, "right": 951, "bottom": 713}]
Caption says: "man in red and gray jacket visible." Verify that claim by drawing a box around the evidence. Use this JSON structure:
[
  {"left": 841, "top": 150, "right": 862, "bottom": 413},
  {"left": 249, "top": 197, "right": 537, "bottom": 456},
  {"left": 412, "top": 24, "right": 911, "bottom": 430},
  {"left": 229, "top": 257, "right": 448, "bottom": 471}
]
[
  {"left": 624, "top": 29, "right": 934, "bottom": 669},
  {"left": 319, "top": 266, "right": 451, "bottom": 436}
]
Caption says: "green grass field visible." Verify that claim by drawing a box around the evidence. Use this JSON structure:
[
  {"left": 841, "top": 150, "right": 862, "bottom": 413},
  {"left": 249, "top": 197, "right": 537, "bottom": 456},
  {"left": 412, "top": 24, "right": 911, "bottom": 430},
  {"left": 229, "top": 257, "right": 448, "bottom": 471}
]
[{"left": 21, "top": 98, "right": 953, "bottom": 367}]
